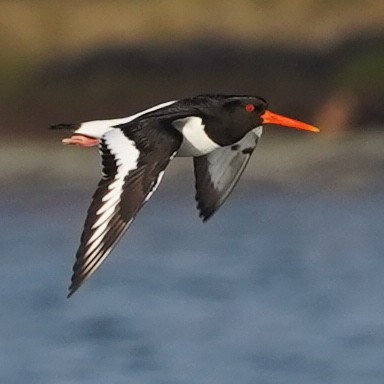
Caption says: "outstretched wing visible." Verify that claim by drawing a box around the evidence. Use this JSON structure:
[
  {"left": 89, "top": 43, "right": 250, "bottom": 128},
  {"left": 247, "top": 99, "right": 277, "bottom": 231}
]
[
  {"left": 194, "top": 127, "right": 262, "bottom": 221},
  {"left": 69, "top": 123, "right": 182, "bottom": 296}
]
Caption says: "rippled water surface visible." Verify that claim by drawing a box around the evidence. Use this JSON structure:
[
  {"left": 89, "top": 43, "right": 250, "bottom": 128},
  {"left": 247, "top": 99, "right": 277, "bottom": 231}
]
[{"left": 1, "top": 181, "right": 384, "bottom": 384}]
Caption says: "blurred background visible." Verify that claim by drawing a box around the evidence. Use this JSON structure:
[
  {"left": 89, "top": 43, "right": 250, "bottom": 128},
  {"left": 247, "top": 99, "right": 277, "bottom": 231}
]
[{"left": 1, "top": 1, "right": 384, "bottom": 383}]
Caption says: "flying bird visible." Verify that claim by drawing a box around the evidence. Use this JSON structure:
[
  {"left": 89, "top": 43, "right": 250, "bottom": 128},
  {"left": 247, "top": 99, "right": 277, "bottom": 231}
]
[{"left": 51, "top": 94, "right": 319, "bottom": 296}]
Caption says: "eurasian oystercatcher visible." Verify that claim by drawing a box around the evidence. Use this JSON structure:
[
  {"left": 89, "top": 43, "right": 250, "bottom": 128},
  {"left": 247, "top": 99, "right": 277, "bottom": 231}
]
[{"left": 51, "top": 94, "right": 319, "bottom": 296}]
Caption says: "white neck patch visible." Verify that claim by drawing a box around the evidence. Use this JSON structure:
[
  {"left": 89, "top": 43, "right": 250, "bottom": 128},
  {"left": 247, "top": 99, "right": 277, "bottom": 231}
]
[{"left": 172, "top": 116, "right": 220, "bottom": 157}]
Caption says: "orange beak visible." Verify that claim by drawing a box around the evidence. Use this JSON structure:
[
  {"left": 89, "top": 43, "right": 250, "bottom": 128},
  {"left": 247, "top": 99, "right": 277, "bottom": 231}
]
[{"left": 261, "top": 110, "right": 320, "bottom": 133}]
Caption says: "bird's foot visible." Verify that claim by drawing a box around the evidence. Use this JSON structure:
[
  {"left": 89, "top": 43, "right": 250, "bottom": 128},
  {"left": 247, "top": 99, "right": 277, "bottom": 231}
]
[{"left": 62, "top": 135, "right": 99, "bottom": 147}]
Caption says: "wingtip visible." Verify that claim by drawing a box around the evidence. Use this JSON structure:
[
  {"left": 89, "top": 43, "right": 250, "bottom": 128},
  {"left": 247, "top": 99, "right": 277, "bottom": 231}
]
[
  {"left": 198, "top": 209, "right": 214, "bottom": 223},
  {"left": 67, "top": 270, "right": 83, "bottom": 298},
  {"left": 67, "top": 284, "right": 77, "bottom": 298},
  {"left": 196, "top": 200, "right": 215, "bottom": 222},
  {"left": 67, "top": 270, "right": 87, "bottom": 298}
]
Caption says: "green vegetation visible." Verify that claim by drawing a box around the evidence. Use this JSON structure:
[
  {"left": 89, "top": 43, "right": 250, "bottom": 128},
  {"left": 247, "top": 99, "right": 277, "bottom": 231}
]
[
  {"left": 337, "top": 50, "right": 384, "bottom": 91},
  {"left": 0, "top": 0, "right": 383, "bottom": 136}
]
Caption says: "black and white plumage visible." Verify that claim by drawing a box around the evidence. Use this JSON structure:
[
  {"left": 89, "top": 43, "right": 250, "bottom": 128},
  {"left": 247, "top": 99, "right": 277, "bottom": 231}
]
[
  {"left": 194, "top": 128, "right": 261, "bottom": 221},
  {"left": 51, "top": 94, "right": 319, "bottom": 296}
]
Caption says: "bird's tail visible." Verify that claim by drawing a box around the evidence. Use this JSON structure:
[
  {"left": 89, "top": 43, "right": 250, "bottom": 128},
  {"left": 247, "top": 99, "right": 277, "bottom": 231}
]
[{"left": 50, "top": 123, "right": 80, "bottom": 130}]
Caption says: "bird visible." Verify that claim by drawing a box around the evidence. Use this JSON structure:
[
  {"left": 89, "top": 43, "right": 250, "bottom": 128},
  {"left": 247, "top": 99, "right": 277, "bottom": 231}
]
[{"left": 51, "top": 94, "right": 319, "bottom": 296}]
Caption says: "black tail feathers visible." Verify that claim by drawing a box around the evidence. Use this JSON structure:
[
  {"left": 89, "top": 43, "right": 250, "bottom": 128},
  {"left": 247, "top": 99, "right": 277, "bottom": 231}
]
[{"left": 50, "top": 123, "right": 79, "bottom": 130}]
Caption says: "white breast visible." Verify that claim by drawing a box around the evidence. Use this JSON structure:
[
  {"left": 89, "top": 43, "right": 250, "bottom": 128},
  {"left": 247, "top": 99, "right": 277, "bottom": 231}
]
[{"left": 172, "top": 116, "right": 220, "bottom": 157}]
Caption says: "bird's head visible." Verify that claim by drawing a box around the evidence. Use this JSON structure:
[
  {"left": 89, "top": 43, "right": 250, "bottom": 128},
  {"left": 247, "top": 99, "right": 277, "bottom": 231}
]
[{"left": 220, "top": 95, "right": 319, "bottom": 134}]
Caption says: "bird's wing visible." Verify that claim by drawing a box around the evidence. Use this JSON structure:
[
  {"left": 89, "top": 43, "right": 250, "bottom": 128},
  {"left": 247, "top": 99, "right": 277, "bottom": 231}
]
[
  {"left": 68, "top": 123, "right": 182, "bottom": 296},
  {"left": 193, "top": 127, "right": 262, "bottom": 221}
]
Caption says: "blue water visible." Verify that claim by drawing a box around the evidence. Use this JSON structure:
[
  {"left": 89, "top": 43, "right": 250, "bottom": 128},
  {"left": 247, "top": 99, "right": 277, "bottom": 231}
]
[{"left": 1, "top": 181, "right": 384, "bottom": 384}]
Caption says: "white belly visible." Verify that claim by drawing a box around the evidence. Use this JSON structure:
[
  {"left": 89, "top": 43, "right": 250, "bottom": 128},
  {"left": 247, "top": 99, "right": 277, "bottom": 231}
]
[{"left": 172, "top": 116, "right": 220, "bottom": 157}]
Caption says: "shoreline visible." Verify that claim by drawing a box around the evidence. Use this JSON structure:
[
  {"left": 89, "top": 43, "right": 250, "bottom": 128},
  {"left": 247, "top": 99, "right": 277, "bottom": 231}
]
[{"left": 3, "top": 131, "right": 384, "bottom": 196}]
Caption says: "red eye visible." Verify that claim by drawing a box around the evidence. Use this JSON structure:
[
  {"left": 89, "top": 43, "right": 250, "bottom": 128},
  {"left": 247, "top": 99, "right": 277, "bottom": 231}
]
[{"left": 245, "top": 104, "right": 255, "bottom": 112}]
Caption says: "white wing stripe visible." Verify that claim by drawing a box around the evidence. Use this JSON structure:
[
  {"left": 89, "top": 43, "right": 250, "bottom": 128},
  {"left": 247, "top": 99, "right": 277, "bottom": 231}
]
[
  {"left": 98, "top": 192, "right": 121, "bottom": 213},
  {"left": 102, "top": 183, "right": 123, "bottom": 202},
  {"left": 86, "top": 129, "right": 140, "bottom": 244},
  {"left": 85, "top": 234, "right": 105, "bottom": 256},
  {"left": 81, "top": 219, "right": 132, "bottom": 276},
  {"left": 107, "top": 179, "right": 123, "bottom": 191},
  {"left": 81, "top": 248, "right": 112, "bottom": 278},
  {"left": 92, "top": 205, "right": 117, "bottom": 229},
  {"left": 87, "top": 219, "right": 110, "bottom": 245}
]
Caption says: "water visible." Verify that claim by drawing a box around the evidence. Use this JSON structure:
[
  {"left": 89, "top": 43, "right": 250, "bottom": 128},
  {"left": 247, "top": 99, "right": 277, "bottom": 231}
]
[{"left": 1, "top": 181, "right": 384, "bottom": 384}]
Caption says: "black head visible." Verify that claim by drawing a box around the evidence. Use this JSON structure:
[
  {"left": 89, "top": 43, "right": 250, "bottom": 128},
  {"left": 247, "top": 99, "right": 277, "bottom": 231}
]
[
  {"left": 192, "top": 94, "right": 319, "bottom": 146},
  {"left": 194, "top": 95, "right": 269, "bottom": 145},
  {"left": 219, "top": 95, "right": 268, "bottom": 125}
]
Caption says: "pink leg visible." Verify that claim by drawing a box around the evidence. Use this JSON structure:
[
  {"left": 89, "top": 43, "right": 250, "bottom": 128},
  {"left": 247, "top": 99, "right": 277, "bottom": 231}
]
[{"left": 62, "top": 135, "right": 99, "bottom": 147}]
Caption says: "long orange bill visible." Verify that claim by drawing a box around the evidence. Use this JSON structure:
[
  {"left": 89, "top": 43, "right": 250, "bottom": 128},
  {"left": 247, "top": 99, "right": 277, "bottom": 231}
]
[{"left": 261, "top": 110, "right": 320, "bottom": 133}]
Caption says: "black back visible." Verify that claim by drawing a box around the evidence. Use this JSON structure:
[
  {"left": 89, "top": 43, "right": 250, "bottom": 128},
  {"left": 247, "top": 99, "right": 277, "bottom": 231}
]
[{"left": 116, "top": 94, "right": 269, "bottom": 147}]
